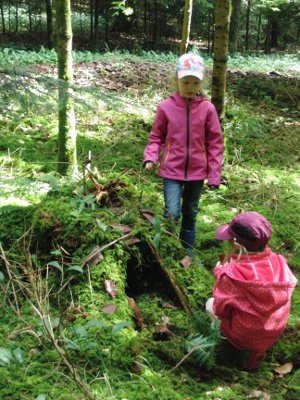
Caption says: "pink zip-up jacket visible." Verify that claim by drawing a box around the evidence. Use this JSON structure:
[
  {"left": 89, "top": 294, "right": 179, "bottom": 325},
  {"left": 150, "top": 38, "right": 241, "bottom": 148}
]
[
  {"left": 213, "top": 247, "right": 297, "bottom": 353},
  {"left": 143, "top": 92, "right": 223, "bottom": 185}
]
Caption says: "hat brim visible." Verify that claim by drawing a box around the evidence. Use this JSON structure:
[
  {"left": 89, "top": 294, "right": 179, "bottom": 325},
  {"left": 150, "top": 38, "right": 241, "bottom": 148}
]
[
  {"left": 215, "top": 224, "right": 233, "bottom": 240},
  {"left": 178, "top": 70, "right": 203, "bottom": 80}
]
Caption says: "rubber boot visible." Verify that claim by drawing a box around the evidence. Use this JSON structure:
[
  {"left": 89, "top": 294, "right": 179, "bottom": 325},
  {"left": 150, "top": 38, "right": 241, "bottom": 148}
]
[{"left": 179, "top": 229, "right": 196, "bottom": 258}]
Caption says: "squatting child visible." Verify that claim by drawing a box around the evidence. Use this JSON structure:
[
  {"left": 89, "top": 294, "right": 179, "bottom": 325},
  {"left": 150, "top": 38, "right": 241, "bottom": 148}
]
[{"left": 206, "top": 211, "right": 297, "bottom": 370}]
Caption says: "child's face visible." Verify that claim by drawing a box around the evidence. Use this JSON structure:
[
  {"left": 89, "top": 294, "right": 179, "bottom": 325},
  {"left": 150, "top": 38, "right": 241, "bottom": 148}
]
[{"left": 177, "top": 76, "right": 202, "bottom": 99}]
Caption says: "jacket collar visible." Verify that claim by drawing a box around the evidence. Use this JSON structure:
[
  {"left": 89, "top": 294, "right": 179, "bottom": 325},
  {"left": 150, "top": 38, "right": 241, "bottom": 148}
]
[
  {"left": 231, "top": 246, "right": 272, "bottom": 262},
  {"left": 171, "top": 92, "right": 205, "bottom": 107}
]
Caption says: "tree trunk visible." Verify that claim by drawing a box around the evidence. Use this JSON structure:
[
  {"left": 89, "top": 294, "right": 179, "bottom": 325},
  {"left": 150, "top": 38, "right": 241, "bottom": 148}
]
[
  {"left": 55, "top": 0, "right": 78, "bottom": 177},
  {"left": 245, "top": 0, "right": 251, "bottom": 51},
  {"left": 229, "top": 0, "right": 241, "bottom": 52},
  {"left": 207, "top": 1, "right": 214, "bottom": 54},
  {"left": 256, "top": 12, "right": 261, "bottom": 50},
  {"left": 8, "top": 0, "right": 11, "bottom": 34},
  {"left": 28, "top": 1, "right": 32, "bottom": 32},
  {"left": 211, "top": 0, "right": 231, "bottom": 119},
  {"left": 270, "top": 19, "right": 279, "bottom": 48},
  {"left": 0, "top": 0, "right": 6, "bottom": 34},
  {"left": 15, "top": 0, "right": 19, "bottom": 33},
  {"left": 94, "top": 0, "right": 100, "bottom": 50},
  {"left": 264, "top": 17, "right": 271, "bottom": 54},
  {"left": 104, "top": 2, "right": 109, "bottom": 44},
  {"left": 180, "top": 0, "right": 193, "bottom": 55},
  {"left": 46, "top": 0, "right": 54, "bottom": 49},
  {"left": 152, "top": 0, "right": 158, "bottom": 50},
  {"left": 90, "top": 0, "right": 94, "bottom": 48}
]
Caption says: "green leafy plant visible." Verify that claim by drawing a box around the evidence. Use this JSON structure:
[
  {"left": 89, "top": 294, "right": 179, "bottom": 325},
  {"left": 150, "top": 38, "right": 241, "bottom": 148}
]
[{"left": 186, "top": 319, "right": 222, "bottom": 370}]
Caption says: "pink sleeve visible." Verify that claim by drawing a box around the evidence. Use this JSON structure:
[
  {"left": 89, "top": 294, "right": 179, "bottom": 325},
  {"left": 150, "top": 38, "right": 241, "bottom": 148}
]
[
  {"left": 143, "top": 106, "right": 167, "bottom": 164},
  {"left": 205, "top": 104, "right": 223, "bottom": 185},
  {"left": 213, "top": 267, "right": 235, "bottom": 319}
]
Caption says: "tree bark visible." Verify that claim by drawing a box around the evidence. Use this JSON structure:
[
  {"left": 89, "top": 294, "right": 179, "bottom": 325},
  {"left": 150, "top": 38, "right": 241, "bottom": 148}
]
[
  {"left": 180, "top": 0, "right": 193, "bottom": 55},
  {"left": 55, "top": 0, "right": 78, "bottom": 177},
  {"left": 211, "top": 0, "right": 231, "bottom": 119},
  {"left": 229, "top": 0, "right": 241, "bottom": 52}
]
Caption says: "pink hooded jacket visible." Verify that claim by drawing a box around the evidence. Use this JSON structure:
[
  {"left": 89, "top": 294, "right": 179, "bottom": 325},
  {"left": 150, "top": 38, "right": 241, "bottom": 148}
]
[
  {"left": 143, "top": 92, "right": 223, "bottom": 185},
  {"left": 213, "top": 247, "right": 297, "bottom": 353}
]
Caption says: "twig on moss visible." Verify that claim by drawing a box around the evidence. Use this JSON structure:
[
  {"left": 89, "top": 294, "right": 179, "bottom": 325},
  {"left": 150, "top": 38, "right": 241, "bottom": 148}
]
[{"left": 0, "top": 242, "right": 20, "bottom": 314}]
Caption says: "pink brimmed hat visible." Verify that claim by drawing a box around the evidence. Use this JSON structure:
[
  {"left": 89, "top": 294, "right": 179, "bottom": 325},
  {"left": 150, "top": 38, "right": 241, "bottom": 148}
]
[
  {"left": 176, "top": 53, "right": 205, "bottom": 80},
  {"left": 215, "top": 211, "right": 272, "bottom": 251}
]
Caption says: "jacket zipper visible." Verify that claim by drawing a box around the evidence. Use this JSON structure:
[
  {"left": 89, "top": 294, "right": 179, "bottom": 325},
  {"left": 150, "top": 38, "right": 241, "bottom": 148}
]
[{"left": 184, "top": 102, "right": 190, "bottom": 180}]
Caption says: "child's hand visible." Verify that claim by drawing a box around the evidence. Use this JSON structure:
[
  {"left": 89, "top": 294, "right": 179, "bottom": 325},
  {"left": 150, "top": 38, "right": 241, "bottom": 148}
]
[
  {"left": 207, "top": 184, "right": 219, "bottom": 190},
  {"left": 144, "top": 161, "right": 154, "bottom": 172}
]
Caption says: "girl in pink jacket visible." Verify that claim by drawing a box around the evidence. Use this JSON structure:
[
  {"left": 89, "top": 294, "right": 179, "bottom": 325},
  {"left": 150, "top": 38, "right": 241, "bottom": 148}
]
[
  {"left": 143, "top": 53, "right": 223, "bottom": 255},
  {"left": 206, "top": 211, "right": 297, "bottom": 370}
]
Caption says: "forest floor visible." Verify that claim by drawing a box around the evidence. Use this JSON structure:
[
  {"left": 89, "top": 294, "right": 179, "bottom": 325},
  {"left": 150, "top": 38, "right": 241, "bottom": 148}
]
[{"left": 0, "top": 53, "right": 300, "bottom": 400}]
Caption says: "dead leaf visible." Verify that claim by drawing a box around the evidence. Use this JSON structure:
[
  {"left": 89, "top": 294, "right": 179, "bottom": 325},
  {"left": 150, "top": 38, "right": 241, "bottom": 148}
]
[
  {"left": 110, "top": 224, "right": 132, "bottom": 234},
  {"left": 124, "top": 237, "right": 140, "bottom": 246},
  {"left": 274, "top": 362, "right": 293, "bottom": 376},
  {"left": 141, "top": 209, "right": 155, "bottom": 224},
  {"left": 102, "top": 304, "right": 117, "bottom": 314},
  {"left": 180, "top": 255, "right": 193, "bottom": 269},
  {"left": 104, "top": 280, "right": 118, "bottom": 298},
  {"left": 83, "top": 246, "right": 104, "bottom": 267}
]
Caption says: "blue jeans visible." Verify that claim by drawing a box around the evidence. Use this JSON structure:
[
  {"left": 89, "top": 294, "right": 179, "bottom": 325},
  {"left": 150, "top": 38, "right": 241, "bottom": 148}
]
[{"left": 163, "top": 178, "right": 204, "bottom": 231}]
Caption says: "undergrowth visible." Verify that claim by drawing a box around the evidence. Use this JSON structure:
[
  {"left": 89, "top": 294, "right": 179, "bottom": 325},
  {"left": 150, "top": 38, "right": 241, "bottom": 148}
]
[{"left": 0, "top": 51, "right": 299, "bottom": 400}]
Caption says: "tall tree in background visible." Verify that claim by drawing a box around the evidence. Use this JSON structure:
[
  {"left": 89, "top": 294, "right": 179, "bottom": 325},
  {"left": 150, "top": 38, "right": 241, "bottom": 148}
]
[
  {"left": 211, "top": 0, "right": 231, "bottom": 118},
  {"left": 245, "top": 0, "right": 251, "bottom": 50},
  {"left": 229, "top": 0, "right": 241, "bottom": 52},
  {"left": 180, "top": 0, "right": 193, "bottom": 55},
  {"left": 55, "top": 0, "right": 78, "bottom": 177},
  {"left": 45, "top": 0, "right": 54, "bottom": 49}
]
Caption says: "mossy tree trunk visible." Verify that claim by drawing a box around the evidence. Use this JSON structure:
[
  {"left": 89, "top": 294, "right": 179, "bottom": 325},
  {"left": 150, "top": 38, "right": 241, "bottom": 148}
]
[
  {"left": 180, "top": 0, "right": 193, "bottom": 55},
  {"left": 55, "top": 0, "right": 78, "bottom": 177},
  {"left": 211, "top": 0, "right": 231, "bottom": 119},
  {"left": 229, "top": 0, "right": 241, "bottom": 52}
]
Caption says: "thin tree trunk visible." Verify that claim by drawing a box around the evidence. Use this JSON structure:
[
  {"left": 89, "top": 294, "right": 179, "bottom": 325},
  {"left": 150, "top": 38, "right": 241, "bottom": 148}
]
[
  {"left": 180, "top": 0, "right": 193, "bottom": 55},
  {"left": 229, "top": 0, "right": 241, "bottom": 52},
  {"left": 152, "top": 0, "right": 158, "bottom": 50},
  {"left": 207, "top": 1, "right": 214, "bottom": 54},
  {"left": 264, "top": 17, "right": 271, "bottom": 54},
  {"left": 46, "top": 0, "right": 54, "bottom": 49},
  {"left": 55, "top": 0, "right": 78, "bottom": 177},
  {"left": 256, "top": 12, "right": 261, "bottom": 50},
  {"left": 245, "top": 0, "right": 251, "bottom": 51},
  {"left": 28, "top": 1, "right": 32, "bottom": 32},
  {"left": 104, "top": 2, "right": 109, "bottom": 44},
  {"left": 94, "top": 0, "right": 100, "bottom": 49},
  {"left": 15, "top": 0, "right": 19, "bottom": 32},
  {"left": 1, "top": 0, "right": 6, "bottom": 34},
  {"left": 8, "top": 0, "right": 11, "bottom": 34},
  {"left": 211, "top": 0, "right": 231, "bottom": 119},
  {"left": 90, "top": 0, "right": 94, "bottom": 48}
]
